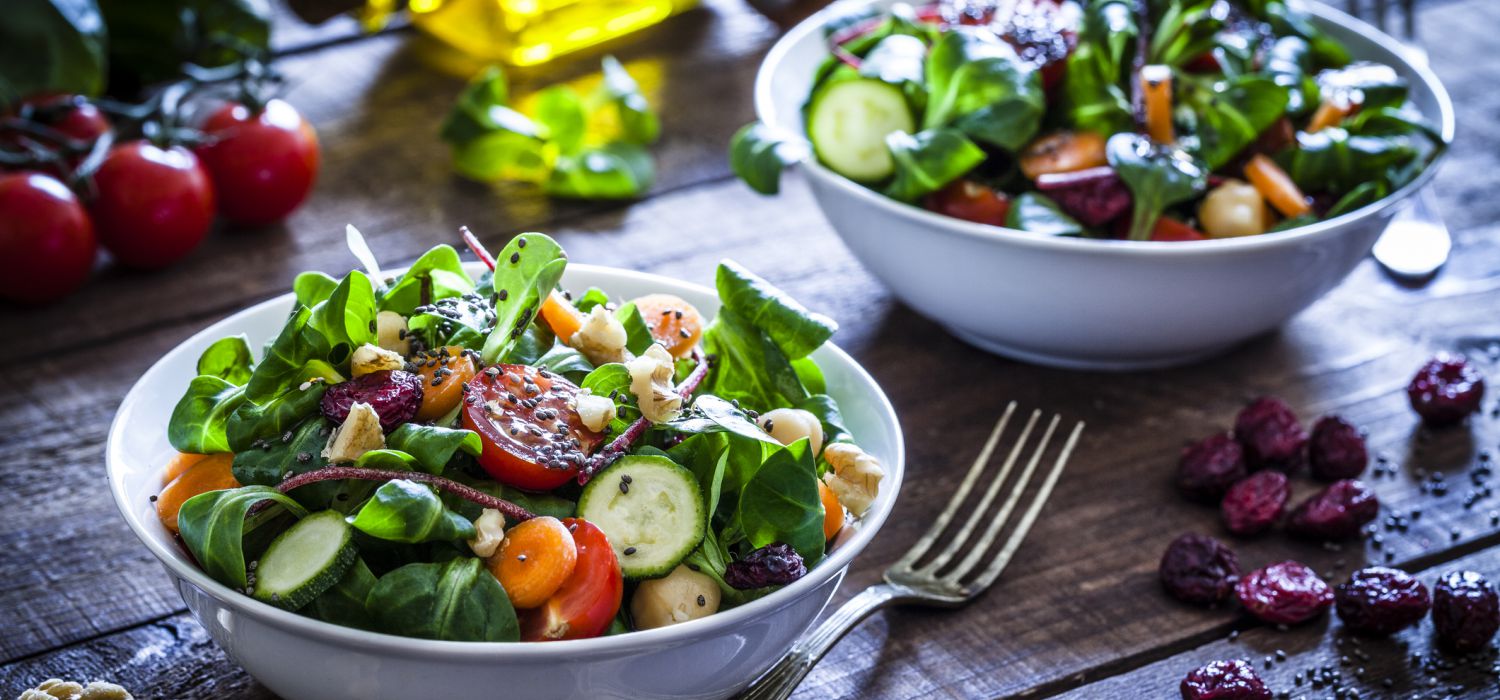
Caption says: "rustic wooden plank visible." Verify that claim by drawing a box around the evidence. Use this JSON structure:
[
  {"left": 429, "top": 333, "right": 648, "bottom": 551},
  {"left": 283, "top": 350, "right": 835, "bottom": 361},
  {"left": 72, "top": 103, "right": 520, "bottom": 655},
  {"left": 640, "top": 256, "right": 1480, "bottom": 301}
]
[{"left": 1052, "top": 546, "right": 1500, "bottom": 699}]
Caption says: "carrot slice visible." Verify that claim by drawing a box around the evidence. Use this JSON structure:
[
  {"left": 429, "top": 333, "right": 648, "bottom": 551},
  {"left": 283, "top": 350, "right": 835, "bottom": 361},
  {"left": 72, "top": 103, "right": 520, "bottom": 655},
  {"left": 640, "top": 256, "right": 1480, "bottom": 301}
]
[
  {"left": 1018, "top": 131, "right": 1108, "bottom": 180},
  {"left": 1141, "top": 65, "right": 1175, "bottom": 144},
  {"left": 157, "top": 453, "right": 239, "bottom": 533},
  {"left": 162, "top": 452, "right": 209, "bottom": 485},
  {"left": 489, "top": 516, "right": 579, "bottom": 609},
  {"left": 819, "top": 479, "right": 845, "bottom": 540},
  {"left": 539, "top": 291, "right": 586, "bottom": 342},
  {"left": 1306, "top": 97, "right": 1354, "bottom": 133},
  {"left": 1244, "top": 153, "right": 1312, "bottom": 218},
  {"left": 631, "top": 293, "right": 705, "bottom": 359}
]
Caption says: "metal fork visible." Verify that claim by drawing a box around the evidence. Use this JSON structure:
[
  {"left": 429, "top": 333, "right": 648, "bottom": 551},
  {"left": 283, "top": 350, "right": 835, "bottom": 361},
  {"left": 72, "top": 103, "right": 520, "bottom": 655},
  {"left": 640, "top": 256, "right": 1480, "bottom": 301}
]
[
  {"left": 739, "top": 404, "right": 1085, "bottom": 700},
  {"left": 1343, "top": 0, "right": 1453, "bottom": 281}
]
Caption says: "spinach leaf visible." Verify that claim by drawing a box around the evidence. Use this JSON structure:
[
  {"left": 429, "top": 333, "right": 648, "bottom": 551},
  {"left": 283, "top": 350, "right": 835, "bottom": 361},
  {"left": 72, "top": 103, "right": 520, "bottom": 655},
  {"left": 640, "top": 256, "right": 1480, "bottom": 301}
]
[
  {"left": 481, "top": 232, "right": 569, "bottom": 364},
  {"left": 305, "top": 557, "right": 377, "bottom": 630},
  {"left": 1005, "top": 192, "right": 1084, "bottom": 236},
  {"left": 408, "top": 293, "right": 494, "bottom": 351},
  {"left": 700, "top": 308, "right": 806, "bottom": 410},
  {"left": 791, "top": 357, "right": 826, "bottom": 395},
  {"left": 178, "top": 485, "right": 309, "bottom": 590},
  {"left": 1255, "top": 0, "right": 1350, "bottom": 67},
  {"left": 225, "top": 381, "right": 327, "bottom": 453},
  {"left": 367, "top": 558, "right": 518, "bottom": 642},
  {"left": 441, "top": 473, "right": 577, "bottom": 523},
  {"left": 861, "top": 33, "right": 928, "bottom": 109},
  {"left": 293, "top": 271, "right": 339, "bottom": 308},
  {"left": 581, "top": 362, "right": 637, "bottom": 432},
  {"left": 1179, "top": 75, "right": 1289, "bottom": 169},
  {"left": 600, "top": 55, "right": 660, "bottom": 145},
  {"left": 1106, "top": 133, "right": 1208, "bottom": 241},
  {"left": 168, "top": 376, "right": 247, "bottom": 454},
  {"left": 386, "top": 424, "right": 482, "bottom": 474},
  {"left": 1274, "top": 128, "right": 1417, "bottom": 193},
  {"left": 737, "top": 439, "right": 825, "bottom": 564},
  {"left": 715, "top": 260, "right": 836, "bottom": 360},
  {"left": 244, "top": 306, "right": 341, "bottom": 404},
  {"left": 729, "top": 122, "right": 809, "bottom": 196},
  {"left": 0, "top": 0, "right": 107, "bottom": 105},
  {"left": 666, "top": 395, "right": 783, "bottom": 445},
  {"left": 1263, "top": 37, "right": 1318, "bottom": 117},
  {"left": 571, "top": 287, "right": 612, "bottom": 312},
  {"left": 196, "top": 336, "right": 255, "bottom": 386},
  {"left": 883, "top": 128, "right": 988, "bottom": 202},
  {"left": 354, "top": 449, "right": 420, "bottom": 471},
  {"left": 348, "top": 479, "right": 476, "bottom": 543},
  {"left": 545, "top": 142, "right": 655, "bottom": 199},
  {"left": 1325, "top": 180, "right": 1388, "bottom": 218},
  {"left": 378, "top": 245, "right": 474, "bottom": 316},
  {"left": 1148, "top": 0, "right": 1224, "bottom": 68},
  {"left": 534, "top": 342, "right": 593, "bottom": 378},
  {"left": 308, "top": 270, "right": 379, "bottom": 366},
  {"left": 1316, "top": 61, "right": 1407, "bottom": 112},
  {"left": 667, "top": 433, "right": 732, "bottom": 517},
  {"left": 232, "top": 418, "right": 373, "bottom": 512},
  {"left": 797, "top": 393, "right": 852, "bottom": 449},
  {"left": 922, "top": 28, "right": 1044, "bottom": 151},
  {"left": 614, "top": 301, "right": 655, "bottom": 356}
]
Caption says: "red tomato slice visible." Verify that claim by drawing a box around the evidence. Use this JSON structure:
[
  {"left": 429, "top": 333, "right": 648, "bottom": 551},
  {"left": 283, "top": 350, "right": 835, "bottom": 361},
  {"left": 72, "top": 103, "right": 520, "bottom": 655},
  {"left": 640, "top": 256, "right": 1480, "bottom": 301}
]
[
  {"left": 923, "top": 180, "right": 1011, "bottom": 227},
  {"left": 1151, "top": 216, "right": 1209, "bottom": 242},
  {"left": 462, "top": 364, "right": 604, "bottom": 491},
  {"left": 520, "top": 518, "right": 623, "bottom": 641}
]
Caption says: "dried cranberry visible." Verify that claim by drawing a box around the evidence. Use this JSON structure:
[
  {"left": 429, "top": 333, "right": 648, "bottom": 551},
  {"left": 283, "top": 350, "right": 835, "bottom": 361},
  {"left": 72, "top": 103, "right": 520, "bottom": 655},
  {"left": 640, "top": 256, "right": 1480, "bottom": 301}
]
[
  {"left": 724, "top": 543, "right": 806, "bottom": 590},
  {"left": 1236, "top": 560, "right": 1333, "bottom": 625},
  {"left": 1307, "top": 415, "right": 1367, "bottom": 481},
  {"left": 1220, "top": 471, "right": 1288, "bottom": 536},
  {"left": 1160, "top": 533, "right": 1241, "bottom": 607},
  {"left": 1034, "top": 166, "right": 1132, "bottom": 227},
  {"left": 320, "top": 370, "right": 423, "bottom": 431},
  {"left": 1233, "top": 397, "right": 1307, "bottom": 471},
  {"left": 1286, "top": 479, "right": 1379, "bottom": 541},
  {"left": 1179, "top": 659, "right": 1271, "bottom": 700},
  {"left": 1334, "top": 566, "right": 1431, "bottom": 635},
  {"left": 1407, "top": 354, "right": 1486, "bottom": 427},
  {"left": 1432, "top": 571, "right": 1500, "bottom": 653},
  {"left": 1177, "top": 433, "right": 1248, "bottom": 502}
]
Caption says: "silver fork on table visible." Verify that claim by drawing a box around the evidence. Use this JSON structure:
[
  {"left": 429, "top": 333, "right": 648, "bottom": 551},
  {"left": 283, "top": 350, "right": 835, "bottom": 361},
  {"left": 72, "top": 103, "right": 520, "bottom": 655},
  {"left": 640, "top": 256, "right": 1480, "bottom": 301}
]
[
  {"left": 740, "top": 403, "right": 1085, "bottom": 700},
  {"left": 1344, "top": 0, "right": 1453, "bottom": 281}
]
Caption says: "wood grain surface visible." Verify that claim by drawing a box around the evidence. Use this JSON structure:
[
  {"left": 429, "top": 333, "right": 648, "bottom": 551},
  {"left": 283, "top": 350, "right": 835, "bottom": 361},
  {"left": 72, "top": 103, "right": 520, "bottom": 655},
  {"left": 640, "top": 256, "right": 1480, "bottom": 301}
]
[{"left": 3, "top": 0, "right": 1500, "bottom": 698}]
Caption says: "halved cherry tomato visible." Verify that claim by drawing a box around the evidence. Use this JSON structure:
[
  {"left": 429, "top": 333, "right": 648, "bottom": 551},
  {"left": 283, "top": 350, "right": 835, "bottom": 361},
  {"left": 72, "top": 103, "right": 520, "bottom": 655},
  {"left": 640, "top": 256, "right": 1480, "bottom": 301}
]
[
  {"left": 631, "top": 293, "right": 704, "bottom": 359},
  {"left": 1150, "top": 216, "right": 1208, "bottom": 242},
  {"left": 161, "top": 452, "right": 209, "bottom": 485},
  {"left": 520, "top": 518, "right": 623, "bottom": 641},
  {"left": 157, "top": 453, "right": 238, "bottom": 532},
  {"left": 923, "top": 180, "right": 1010, "bottom": 227},
  {"left": 414, "top": 345, "right": 476, "bottom": 421},
  {"left": 462, "top": 364, "right": 604, "bottom": 491}
]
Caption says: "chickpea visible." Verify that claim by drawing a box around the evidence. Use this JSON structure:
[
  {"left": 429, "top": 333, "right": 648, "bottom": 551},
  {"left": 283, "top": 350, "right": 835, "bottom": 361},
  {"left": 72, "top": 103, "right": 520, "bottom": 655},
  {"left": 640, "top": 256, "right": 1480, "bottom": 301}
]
[
  {"left": 1198, "top": 180, "right": 1275, "bottom": 238},
  {"left": 631, "top": 564, "right": 721, "bottom": 629},
  {"left": 375, "top": 311, "right": 411, "bottom": 356},
  {"left": 758, "top": 408, "right": 824, "bottom": 456}
]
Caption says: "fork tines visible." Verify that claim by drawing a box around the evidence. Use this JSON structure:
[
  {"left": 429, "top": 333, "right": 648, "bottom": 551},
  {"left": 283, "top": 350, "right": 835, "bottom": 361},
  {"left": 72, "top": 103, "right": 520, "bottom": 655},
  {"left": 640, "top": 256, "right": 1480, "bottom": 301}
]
[{"left": 887, "top": 402, "right": 1084, "bottom": 599}]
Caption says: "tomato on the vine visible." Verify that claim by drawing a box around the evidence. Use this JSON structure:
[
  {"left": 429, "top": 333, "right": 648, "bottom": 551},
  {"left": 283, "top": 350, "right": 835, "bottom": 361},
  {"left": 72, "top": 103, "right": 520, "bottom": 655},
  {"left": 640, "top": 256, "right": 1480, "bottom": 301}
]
[
  {"left": 519, "top": 518, "right": 623, "bottom": 641},
  {"left": 23, "top": 95, "right": 111, "bottom": 143},
  {"left": 195, "top": 99, "right": 319, "bottom": 226},
  {"left": 462, "top": 364, "right": 604, "bottom": 491},
  {"left": 0, "top": 172, "right": 96, "bottom": 304},
  {"left": 91, "top": 141, "right": 215, "bottom": 269}
]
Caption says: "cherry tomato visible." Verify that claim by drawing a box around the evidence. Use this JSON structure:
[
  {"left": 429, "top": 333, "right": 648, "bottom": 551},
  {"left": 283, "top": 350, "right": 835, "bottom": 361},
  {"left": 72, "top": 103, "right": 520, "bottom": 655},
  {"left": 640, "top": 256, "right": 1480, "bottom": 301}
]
[
  {"left": 519, "top": 518, "right": 623, "bottom": 641},
  {"left": 23, "top": 94, "right": 111, "bottom": 143},
  {"left": 462, "top": 364, "right": 604, "bottom": 491},
  {"left": 1150, "top": 216, "right": 1209, "bottom": 242},
  {"left": 0, "top": 172, "right": 96, "bottom": 304},
  {"left": 91, "top": 141, "right": 215, "bottom": 269},
  {"left": 923, "top": 180, "right": 1011, "bottom": 227},
  {"left": 195, "top": 99, "right": 319, "bottom": 226}
]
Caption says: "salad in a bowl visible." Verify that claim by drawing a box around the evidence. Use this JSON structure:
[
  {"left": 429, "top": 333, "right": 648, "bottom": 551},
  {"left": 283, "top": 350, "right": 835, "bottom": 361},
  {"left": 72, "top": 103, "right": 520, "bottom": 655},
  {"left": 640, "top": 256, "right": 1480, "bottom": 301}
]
[
  {"left": 732, "top": 0, "right": 1445, "bottom": 241},
  {"left": 154, "top": 228, "right": 884, "bottom": 643}
]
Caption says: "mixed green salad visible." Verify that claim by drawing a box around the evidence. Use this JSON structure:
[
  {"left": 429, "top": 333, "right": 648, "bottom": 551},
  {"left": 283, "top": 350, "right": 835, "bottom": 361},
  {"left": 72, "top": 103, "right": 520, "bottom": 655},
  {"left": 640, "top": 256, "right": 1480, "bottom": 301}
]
[
  {"left": 732, "top": 0, "right": 1445, "bottom": 241},
  {"left": 156, "top": 228, "right": 885, "bottom": 642}
]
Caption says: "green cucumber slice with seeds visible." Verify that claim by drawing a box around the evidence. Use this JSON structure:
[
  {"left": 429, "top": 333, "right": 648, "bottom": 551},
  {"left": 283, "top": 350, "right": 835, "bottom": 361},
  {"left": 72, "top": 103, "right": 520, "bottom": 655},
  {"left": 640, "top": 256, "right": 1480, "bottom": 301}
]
[
  {"left": 577, "top": 455, "right": 705, "bottom": 579},
  {"left": 251, "top": 510, "right": 356, "bottom": 610},
  {"left": 806, "top": 78, "right": 915, "bottom": 183}
]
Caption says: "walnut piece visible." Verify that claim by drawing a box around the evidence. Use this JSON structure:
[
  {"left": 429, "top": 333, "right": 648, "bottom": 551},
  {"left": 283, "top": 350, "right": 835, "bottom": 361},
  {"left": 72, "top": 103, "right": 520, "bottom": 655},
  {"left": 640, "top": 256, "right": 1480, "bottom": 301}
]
[
  {"left": 322, "top": 402, "right": 386, "bottom": 463},
  {"left": 626, "top": 344, "right": 682, "bottom": 423},
  {"left": 822, "top": 442, "right": 885, "bottom": 517}
]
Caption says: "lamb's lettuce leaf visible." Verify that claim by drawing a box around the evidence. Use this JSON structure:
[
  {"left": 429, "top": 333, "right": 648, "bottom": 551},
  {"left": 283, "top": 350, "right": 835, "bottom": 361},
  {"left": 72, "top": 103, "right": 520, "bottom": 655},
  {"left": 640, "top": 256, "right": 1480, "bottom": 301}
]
[
  {"left": 178, "top": 486, "right": 309, "bottom": 590},
  {"left": 225, "top": 381, "right": 327, "bottom": 453},
  {"left": 196, "top": 335, "right": 255, "bottom": 385},
  {"left": 168, "top": 376, "right": 247, "bottom": 454},
  {"left": 714, "top": 261, "right": 836, "bottom": 361},
  {"left": 481, "top": 233, "right": 569, "bottom": 364},
  {"left": 385, "top": 424, "right": 482, "bottom": 474},
  {"left": 366, "top": 558, "right": 518, "bottom": 642},
  {"left": 378, "top": 245, "right": 474, "bottom": 316},
  {"left": 348, "top": 480, "right": 477, "bottom": 544}
]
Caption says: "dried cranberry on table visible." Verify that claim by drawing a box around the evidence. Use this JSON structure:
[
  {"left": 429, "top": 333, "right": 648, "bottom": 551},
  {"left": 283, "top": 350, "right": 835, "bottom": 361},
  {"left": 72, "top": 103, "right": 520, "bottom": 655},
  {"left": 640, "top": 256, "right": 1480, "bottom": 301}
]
[
  {"left": 723, "top": 543, "right": 806, "bottom": 590},
  {"left": 1179, "top": 659, "right": 1272, "bottom": 700},
  {"left": 1407, "top": 354, "right": 1486, "bottom": 427},
  {"left": 1432, "top": 570, "right": 1500, "bottom": 653},
  {"left": 1307, "top": 415, "right": 1367, "bottom": 481},
  {"left": 1334, "top": 566, "right": 1431, "bottom": 636},
  {"left": 1237, "top": 560, "right": 1334, "bottom": 625},
  {"left": 1286, "top": 479, "right": 1379, "bottom": 541},
  {"left": 1177, "top": 433, "right": 1248, "bottom": 502},
  {"left": 1220, "top": 471, "right": 1289, "bottom": 536},
  {"left": 320, "top": 370, "right": 424, "bottom": 431},
  {"left": 1233, "top": 397, "right": 1308, "bottom": 471},
  {"left": 1160, "top": 533, "right": 1241, "bottom": 607}
]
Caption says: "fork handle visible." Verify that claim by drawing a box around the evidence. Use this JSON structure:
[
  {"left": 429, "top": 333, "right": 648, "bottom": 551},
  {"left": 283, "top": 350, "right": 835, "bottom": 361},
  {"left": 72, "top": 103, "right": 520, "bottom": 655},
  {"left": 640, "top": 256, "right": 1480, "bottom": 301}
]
[{"left": 739, "top": 584, "right": 906, "bottom": 700}]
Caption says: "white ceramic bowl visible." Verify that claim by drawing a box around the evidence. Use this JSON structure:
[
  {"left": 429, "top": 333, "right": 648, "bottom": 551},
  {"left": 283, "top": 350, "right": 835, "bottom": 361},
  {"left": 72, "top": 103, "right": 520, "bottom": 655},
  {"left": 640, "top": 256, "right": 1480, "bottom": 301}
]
[
  {"left": 107, "top": 263, "right": 904, "bottom": 700},
  {"left": 756, "top": 0, "right": 1455, "bottom": 370}
]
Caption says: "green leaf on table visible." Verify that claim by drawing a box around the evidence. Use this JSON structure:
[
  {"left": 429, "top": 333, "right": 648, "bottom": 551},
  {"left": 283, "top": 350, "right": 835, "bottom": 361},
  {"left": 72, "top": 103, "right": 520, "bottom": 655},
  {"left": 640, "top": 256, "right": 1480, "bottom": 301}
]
[
  {"left": 225, "top": 380, "right": 327, "bottom": 453},
  {"left": 178, "top": 485, "right": 309, "bottom": 590},
  {"left": 452, "top": 128, "right": 549, "bottom": 183},
  {"left": 737, "top": 438, "right": 825, "bottom": 565},
  {"left": 729, "top": 122, "right": 808, "bottom": 196},
  {"left": 481, "top": 232, "right": 569, "bottom": 364},
  {"left": 922, "top": 28, "right": 1043, "bottom": 151},
  {"left": 600, "top": 55, "right": 660, "bottom": 145},
  {"left": 715, "top": 260, "right": 837, "bottom": 361},
  {"left": 196, "top": 334, "right": 253, "bottom": 385},
  {"left": 367, "top": 558, "right": 518, "bottom": 641},
  {"left": 0, "top": 0, "right": 107, "bottom": 104},
  {"left": 1107, "top": 133, "right": 1208, "bottom": 241},
  {"left": 534, "top": 85, "right": 587, "bottom": 154},
  {"left": 440, "top": 65, "right": 515, "bottom": 145},
  {"left": 348, "top": 479, "right": 476, "bottom": 544},
  {"left": 168, "top": 376, "right": 247, "bottom": 454},
  {"left": 545, "top": 142, "right": 655, "bottom": 199},
  {"left": 1005, "top": 192, "right": 1084, "bottom": 236},
  {"left": 378, "top": 245, "right": 475, "bottom": 316},
  {"left": 386, "top": 423, "right": 482, "bottom": 474},
  {"left": 883, "top": 128, "right": 986, "bottom": 202}
]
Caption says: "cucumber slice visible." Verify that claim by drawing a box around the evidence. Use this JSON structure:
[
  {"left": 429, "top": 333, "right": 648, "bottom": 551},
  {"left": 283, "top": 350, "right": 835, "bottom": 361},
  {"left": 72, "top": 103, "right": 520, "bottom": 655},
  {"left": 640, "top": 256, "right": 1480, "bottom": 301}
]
[
  {"left": 251, "top": 510, "right": 356, "bottom": 610},
  {"left": 807, "top": 78, "right": 915, "bottom": 183},
  {"left": 577, "top": 455, "right": 705, "bottom": 579}
]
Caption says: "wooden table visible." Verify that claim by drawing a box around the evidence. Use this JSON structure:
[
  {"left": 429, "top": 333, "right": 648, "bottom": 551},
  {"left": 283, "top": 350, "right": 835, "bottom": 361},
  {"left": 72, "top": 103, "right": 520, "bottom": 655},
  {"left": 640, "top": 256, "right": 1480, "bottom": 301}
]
[{"left": 4, "top": 0, "right": 1500, "bottom": 697}]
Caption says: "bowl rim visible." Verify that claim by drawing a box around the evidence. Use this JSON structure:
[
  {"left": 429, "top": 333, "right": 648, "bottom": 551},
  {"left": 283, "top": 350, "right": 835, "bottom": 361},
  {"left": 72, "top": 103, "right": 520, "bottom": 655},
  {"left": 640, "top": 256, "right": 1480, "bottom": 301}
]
[
  {"left": 106, "top": 262, "right": 906, "bottom": 658},
  {"left": 753, "top": 0, "right": 1456, "bottom": 257}
]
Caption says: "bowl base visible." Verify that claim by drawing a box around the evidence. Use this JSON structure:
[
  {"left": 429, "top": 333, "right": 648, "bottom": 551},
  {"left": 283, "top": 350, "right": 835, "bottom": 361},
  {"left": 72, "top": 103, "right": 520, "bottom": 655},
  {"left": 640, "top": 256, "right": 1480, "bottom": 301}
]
[{"left": 945, "top": 326, "right": 1239, "bottom": 371}]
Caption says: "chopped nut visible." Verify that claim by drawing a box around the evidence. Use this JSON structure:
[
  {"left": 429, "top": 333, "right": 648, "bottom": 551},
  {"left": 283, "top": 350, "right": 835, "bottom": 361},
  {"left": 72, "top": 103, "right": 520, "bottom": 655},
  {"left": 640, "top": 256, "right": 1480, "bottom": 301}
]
[
  {"left": 350, "top": 343, "right": 405, "bottom": 378},
  {"left": 822, "top": 442, "right": 884, "bottom": 517},
  {"left": 375, "top": 311, "right": 411, "bottom": 355},
  {"left": 468, "top": 508, "right": 506, "bottom": 558},
  {"left": 758, "top": 408, "right": 824, "bottom": 456},
  {"left": 20, "top": 679, "right": 133, "bottom": 700},
  {"left": 322, "top": 402, "right": 386, "bottom": 464},
  {"left": 627, "top": 344, "right": 681, "bottom": 423},
  {"left": 573, "top": 389, "right": 618, "bottom": 433},
  {"left": 569, "top": 305, "right": 631, "bottom": 366}
]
